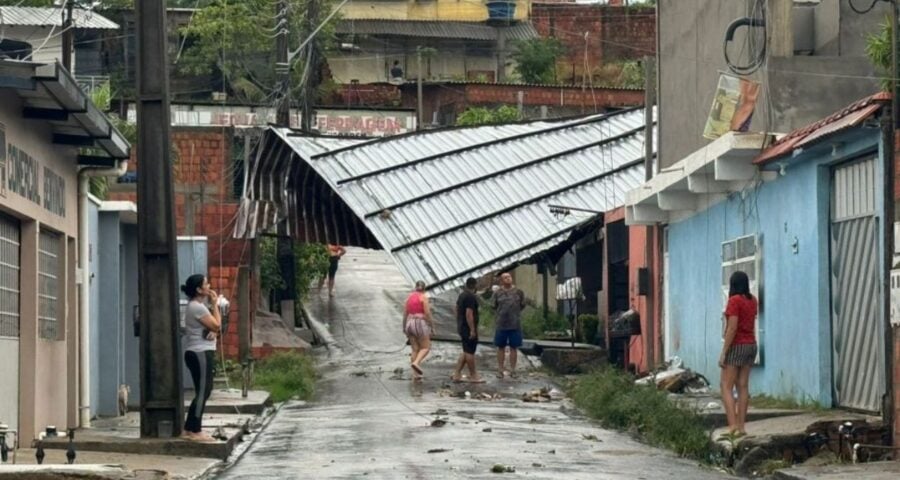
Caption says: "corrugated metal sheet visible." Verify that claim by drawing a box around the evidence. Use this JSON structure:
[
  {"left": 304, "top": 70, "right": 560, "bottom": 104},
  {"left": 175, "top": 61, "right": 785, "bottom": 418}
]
[
  {"left": 830, "top": 158, "right": 884, "bottom": 413},
  {"left": 237, "top": 108, "right": 650, "bottom": 294},
  {"left": 0, "top": 6, "right": 119, "bottom": 30},
  {"left": 754, "top": 92, "right": 888, "bottom": 165},
  {"left": 335, "top": 19, "right": 537, "bottom": 41}
]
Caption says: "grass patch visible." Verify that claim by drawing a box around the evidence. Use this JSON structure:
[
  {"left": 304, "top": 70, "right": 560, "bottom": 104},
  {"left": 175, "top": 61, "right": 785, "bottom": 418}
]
[
  {"left": 751, "top": 394, "right": 825, "bottom": 411},
  {"left": 571, "top": 367, "right": 714, "bottom": 461},
  {"left": 226, "top": 351, "right": 317, "bottom": 402}
]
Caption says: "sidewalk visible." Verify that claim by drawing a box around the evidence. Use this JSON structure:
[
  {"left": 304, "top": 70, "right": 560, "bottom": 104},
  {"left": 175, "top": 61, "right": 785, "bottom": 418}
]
[
  {"left": 774, "top": 461, "right": 900, "bottom": 480},
  {"left": 1, "top": 389, "right": 272, "bottom": 479}
]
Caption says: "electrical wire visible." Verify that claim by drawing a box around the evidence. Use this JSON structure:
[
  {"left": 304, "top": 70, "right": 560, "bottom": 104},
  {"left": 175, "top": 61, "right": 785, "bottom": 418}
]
[{"left": 848, "top": 0, "right": 883, "bottom": 15}]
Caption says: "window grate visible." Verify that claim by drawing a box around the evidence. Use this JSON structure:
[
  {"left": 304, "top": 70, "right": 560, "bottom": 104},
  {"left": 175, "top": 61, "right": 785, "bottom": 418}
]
[
  {"left": 0, "top": 214, "right": 20, "bottom": 338},
  {"left": 38, "top": 230, "right": 61, "bottom": 341}
]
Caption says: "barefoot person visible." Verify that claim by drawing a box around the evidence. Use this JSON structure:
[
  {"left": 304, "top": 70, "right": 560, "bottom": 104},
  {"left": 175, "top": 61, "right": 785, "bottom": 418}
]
[
  {"left": 451, "top": 278, "right": 484, "bottom": 383},
  {"left": 181, "top": 274, "right": 221, "bottom": 442},
  {"left": 492, "top": 272, "right": 525, "bottom": 379},
  {"left": 403, "top": 280, "right": 434, "bottom": 380},
  {"left": 719, "top": 271, "right": 758, "bottom": 437},
  {"left": 319, "top": 243, "right": 346, "bottom": 297}
]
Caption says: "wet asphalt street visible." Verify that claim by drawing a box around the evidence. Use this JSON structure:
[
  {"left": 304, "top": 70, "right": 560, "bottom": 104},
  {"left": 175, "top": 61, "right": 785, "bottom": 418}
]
[{"left": 216, "top": 249, "right": 730, "bottom": 479}]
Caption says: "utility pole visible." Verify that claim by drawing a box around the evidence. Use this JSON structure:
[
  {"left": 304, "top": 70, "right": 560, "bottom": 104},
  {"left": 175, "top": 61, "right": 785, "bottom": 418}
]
[
  {"left": 61, "top": 0, "right": 74, "bottom": 70},
  {"left": 300, "top": 0, "right": 320, "bottom": 132},
  {"left": 886, "top": 0, "right": 899, "bottom": 446},
  {"left": 135, "top": 0, "right": 183, "bottom": 438},
  {"left": 274, "top": 0, "right": 296, "bottom": 325},
  {"left": 416, "top": 46, "right": 423, "bottom": 131},
  {"left": 643, "top": 54, "right": 657, "bottom": 369}
]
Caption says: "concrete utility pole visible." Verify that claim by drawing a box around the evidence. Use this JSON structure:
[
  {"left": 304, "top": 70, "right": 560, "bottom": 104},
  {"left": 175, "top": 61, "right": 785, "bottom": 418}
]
[
  {"left": 61, "top": 0, "right": 73, "bottom": 70},
  {"left": 274, "top": 0, "right": 297, "bottom": 324},
  {"left": 887, "top": 0, "right": 899, "bottom": 445},
  {"left": 135, "top": 0, "right": 183, "bottom": 438},
  {"left": 300, "top": 0, "right": 319, "bottom": 132}
]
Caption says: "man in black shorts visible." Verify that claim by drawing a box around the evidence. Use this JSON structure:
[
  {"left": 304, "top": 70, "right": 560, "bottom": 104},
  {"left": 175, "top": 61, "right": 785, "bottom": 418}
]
[{"left": 451, "top": 277, "right": 484, "bottom": 383}]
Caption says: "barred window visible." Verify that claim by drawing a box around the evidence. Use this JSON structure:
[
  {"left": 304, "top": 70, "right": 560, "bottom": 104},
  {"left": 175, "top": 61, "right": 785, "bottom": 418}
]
[
  {"left": 0, "top": 214, "right": 20, "bottom": 338},
  {"left": 38, "top": 229, "right": 62, "bottom": 341}
]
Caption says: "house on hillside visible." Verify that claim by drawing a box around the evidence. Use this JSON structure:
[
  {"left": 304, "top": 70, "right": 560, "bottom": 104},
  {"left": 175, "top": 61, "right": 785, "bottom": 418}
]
[{"left": 330, "top": 0, "right": 534, "bottom": 85}]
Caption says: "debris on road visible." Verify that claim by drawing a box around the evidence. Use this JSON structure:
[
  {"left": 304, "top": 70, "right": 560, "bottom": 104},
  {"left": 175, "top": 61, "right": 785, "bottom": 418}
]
[
  {"left": 522, "top": 387, "right": 554, "bottom": 402},
  {"left": 491, "top": 464, "right": 516, "bottom": 473},
  {"left": 431, "top": 419, "right": 447, "bottom": 428},
  {"left": 432, "top": 409, "right": 448, "bottom": 416},
  {"left": 483, "top": 428, "right": 493, "bottom": 432},
  {"left": 582, "top": 434, "right": 602, "bottom": 442},
  {"left": 635, "top": 357, "right": 710, "bottom": 394},
  {"left": 427, "top": 448, "right": 451, "bottom": 454}
]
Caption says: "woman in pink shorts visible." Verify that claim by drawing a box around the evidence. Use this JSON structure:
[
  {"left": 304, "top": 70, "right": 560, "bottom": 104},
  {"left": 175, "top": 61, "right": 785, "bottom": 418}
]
[{"left": 403, "top": 280, "right": 434, "bottom": 380}]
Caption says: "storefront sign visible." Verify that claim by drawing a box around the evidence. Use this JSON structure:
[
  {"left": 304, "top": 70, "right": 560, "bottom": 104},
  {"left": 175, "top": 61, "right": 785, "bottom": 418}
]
[
  {"left": 0, "top": 125, "right": 67, "bottom": 217},
  {"left": 125, "top": 104, "right": 416, "bottom": 137},
  {"left": 313, "top": 110, "right": 415, "bottom": 137}
]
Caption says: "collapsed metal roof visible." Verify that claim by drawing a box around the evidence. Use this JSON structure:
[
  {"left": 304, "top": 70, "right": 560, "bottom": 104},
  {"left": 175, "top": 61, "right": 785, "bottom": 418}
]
[
  {"left": 235, "top": 108, "right": 652, "bottom": 293},
  {"left": 0, "top": 6, "right": 119, "bottom": 30}
]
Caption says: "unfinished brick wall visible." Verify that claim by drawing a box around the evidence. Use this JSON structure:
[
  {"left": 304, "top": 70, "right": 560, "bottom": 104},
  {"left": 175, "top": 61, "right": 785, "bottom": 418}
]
[
  {"left": 108, "top": 126, "right": 251, "bottom": 359},
  {"left": 531, "top": 4, "right": 656, "bottom": 84}
]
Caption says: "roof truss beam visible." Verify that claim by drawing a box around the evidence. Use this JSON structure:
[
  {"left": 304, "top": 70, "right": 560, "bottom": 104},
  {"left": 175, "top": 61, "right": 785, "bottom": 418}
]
[{"left": 23, "top": 107, "right": 68, "bottom": 121}]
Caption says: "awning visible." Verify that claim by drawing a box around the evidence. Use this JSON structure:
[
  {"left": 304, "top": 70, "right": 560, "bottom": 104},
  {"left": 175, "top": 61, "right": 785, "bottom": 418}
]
[
  {"left": 335, "top": 19, "right": 538, "bottom": 41},
  {"left": 624, "top": 132, "right": 771, "bottom": 225},
  {"left": 236, "top": 108, "right": 652, "bottom": 294},
  {"left": 0, "top": 59, "right": 130, "bottom": 160}
]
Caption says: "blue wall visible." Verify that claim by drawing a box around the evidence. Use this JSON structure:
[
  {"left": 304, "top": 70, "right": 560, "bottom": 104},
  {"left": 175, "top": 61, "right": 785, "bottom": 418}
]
[{"left": 666, "top": 129, "right": 882, "bottom": 405}]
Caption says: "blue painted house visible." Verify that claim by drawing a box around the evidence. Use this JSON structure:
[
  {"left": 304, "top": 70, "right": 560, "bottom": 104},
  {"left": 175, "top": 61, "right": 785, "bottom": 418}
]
[{"left": 625, "top": 93, "right": 890, "bottom": 412}]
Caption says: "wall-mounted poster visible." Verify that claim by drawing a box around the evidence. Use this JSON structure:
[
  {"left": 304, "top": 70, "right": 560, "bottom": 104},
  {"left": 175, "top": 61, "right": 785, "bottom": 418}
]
[{"left": 703, "top": 74, "right": 760, "bottom": 140}]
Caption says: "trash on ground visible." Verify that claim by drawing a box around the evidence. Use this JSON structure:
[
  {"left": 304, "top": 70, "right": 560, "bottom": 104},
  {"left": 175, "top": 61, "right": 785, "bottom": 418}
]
[
  {"left": 635, "top": 358, "right": 710, "bottom": 394},
  {"left": 432, "top": 409, "right": 448, "bottom": 416},
  {"left": 582, "top": 434, "right": 602, "bottom": 442},
  {"left": 427, "top": 448, "right": 451, "bottom": 453},
  {"left": 522, "top": 387, "right": 554, "bottom": 402},
  {"left": 431, "top": 419, "right": 447, "bottom": 428},
  {"left": 483, "top": 427, "right": 493, "bottom": 432},
  {"left": 491, "top": 464, "right": 516, "bottom": 473}
]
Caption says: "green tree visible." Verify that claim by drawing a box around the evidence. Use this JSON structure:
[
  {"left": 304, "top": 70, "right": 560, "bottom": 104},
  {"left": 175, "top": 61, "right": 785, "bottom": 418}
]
[
  {"left": 865, "top": 16, "right": 892, "bottom": 91},
  {"left": 456, "top": 105, "right": 521, "bottom": 126},
  {"left": 177, "top": 0, "right": 336, "bottom": 104},
  {"left": 510, "top": 38, "right": 564, "bottom": 84}
]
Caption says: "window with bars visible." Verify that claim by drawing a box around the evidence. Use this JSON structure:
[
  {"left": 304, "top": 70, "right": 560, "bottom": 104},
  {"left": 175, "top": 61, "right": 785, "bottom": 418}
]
[
  {"left": 38, "top": 229, "right": 62, "bottom": 341},
  {"left": 0, "top": 214, "right": 20, "bottom": 338}
]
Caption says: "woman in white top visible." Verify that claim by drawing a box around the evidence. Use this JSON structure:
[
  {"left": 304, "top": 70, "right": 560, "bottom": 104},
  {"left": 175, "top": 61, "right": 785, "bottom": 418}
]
[{"left": 181, "top": 274, "right": 221, "bottom": 442}]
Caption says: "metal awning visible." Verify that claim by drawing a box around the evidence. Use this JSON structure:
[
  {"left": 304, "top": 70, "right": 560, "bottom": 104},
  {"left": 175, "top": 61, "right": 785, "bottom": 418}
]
[
  {"left": 624, "top": 132, "right": 771, "bottom": 225},
  {"left": 236, "top": 108, "right": 652, "bottom": 293},
  {"left": 0, "top": 59, "right": 130, "bottom": 159}
]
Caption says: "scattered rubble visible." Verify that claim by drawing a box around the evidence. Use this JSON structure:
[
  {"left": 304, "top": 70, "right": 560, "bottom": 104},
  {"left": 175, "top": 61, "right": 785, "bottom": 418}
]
[
  {"left": 635, "top": 357, "right": 710, "bottom": 394},
  {"left": 427, "top": 448, "right": 451, "bottom": 454},
  {"left": 582, "top": 434, "right": 602, "bottom": 442},
  {"left": 522, "top": 387, "right": 555, "bottom": 402},
  {"left": 491, "top": 464, "right": 516, "bottom": 473},
  {"left": 430, "top": 419, "right": 447, "bottom": 428}
]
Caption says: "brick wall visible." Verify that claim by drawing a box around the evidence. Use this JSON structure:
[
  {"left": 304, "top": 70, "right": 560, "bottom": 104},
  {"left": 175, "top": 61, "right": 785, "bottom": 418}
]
[
  {"left": 399, "top": 82, "right": 644, "bottom": 125},
  {"left": 332, "top": 83, "right": 402, "bottom": 107},
  {"left": 108, "top": 126, "right": 252, "bottom": 359},
  {"left": 532, "top": 4, "right": 656, "bottom": 84}
]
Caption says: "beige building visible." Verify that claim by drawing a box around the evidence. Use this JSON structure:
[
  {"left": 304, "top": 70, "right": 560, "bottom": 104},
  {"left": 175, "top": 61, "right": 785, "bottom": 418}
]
[{"left": 0, "top": 59, "right": 129, "bottom": 445}]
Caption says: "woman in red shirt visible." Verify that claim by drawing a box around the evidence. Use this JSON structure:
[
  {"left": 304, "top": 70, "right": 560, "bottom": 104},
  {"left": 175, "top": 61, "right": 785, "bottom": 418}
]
[
  {"left": 719, "top": 271, "right": 758, "bottom": 437},
  {"left": 403, "top": 280, "right": 434, "bottom": 380}
]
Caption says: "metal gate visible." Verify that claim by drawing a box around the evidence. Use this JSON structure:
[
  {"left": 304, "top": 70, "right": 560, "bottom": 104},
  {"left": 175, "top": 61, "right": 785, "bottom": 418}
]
[
  {"left": 830, "top": 158, "right": 884, "bottom": 412},
  {"left": 0, "top": 213, "right": 20, "bottom": 431}
]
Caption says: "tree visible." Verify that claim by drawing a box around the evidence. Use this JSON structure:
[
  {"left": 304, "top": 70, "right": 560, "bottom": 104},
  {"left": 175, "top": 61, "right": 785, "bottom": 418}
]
[
  {"left": 865, "top": 16, "right": 892, "bottom": 91},
  {"left": 456, "top": 105, "right": 521, "bottom": 126},
  {"left": 177, "top": 0, "right": 336, "bottom": 105},
  {"left": 510, "top": 38, "right": 564, "bottom": 84}
]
